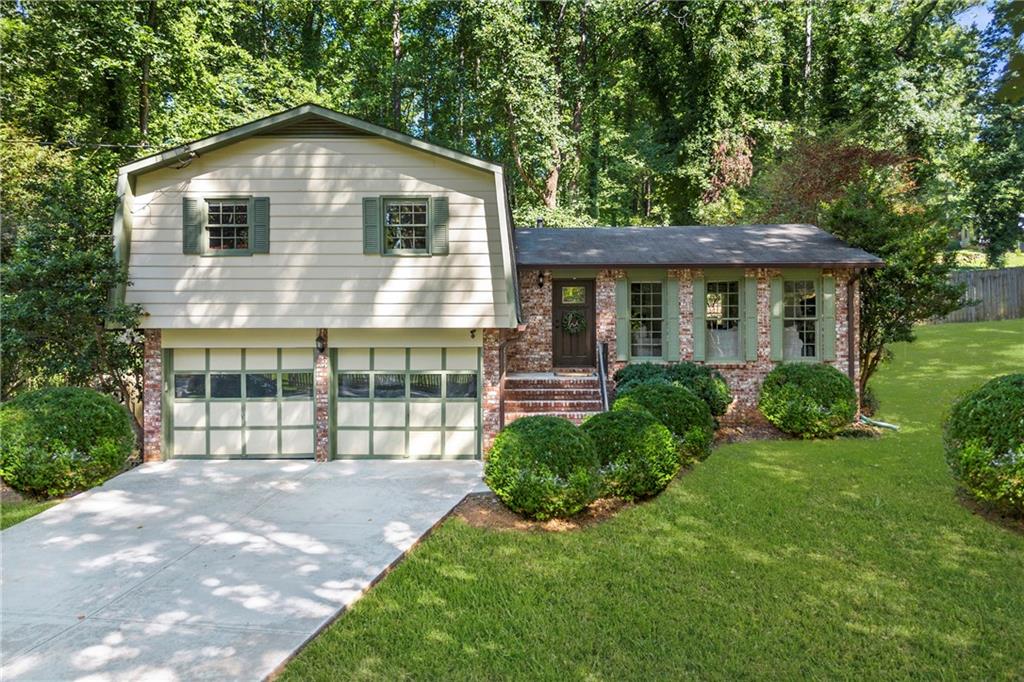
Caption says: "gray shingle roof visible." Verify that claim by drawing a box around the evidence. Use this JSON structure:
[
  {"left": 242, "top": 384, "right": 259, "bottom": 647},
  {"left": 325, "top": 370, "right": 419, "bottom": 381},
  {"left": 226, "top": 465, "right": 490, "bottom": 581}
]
[{"left": 513, "top": 224, "right": 884, "bottom": 268}]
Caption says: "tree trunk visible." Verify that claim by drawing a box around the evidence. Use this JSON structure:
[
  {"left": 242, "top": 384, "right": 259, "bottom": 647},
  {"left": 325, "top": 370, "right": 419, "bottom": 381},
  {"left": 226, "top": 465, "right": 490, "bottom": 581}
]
[
  {"left": 803, "top": 0, "right": 813, "bottom": 82},
  {"left": 391, "top": 0, "right": 402, "bottom": 129},
  {"left": 137, "top": 0, "right": 158, "bottom": 141}
]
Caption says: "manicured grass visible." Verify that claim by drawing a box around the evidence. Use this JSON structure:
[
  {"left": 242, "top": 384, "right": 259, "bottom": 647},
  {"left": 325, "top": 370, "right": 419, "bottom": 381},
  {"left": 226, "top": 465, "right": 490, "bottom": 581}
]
[
  {"left": 0, "top": 498, "right": 58, "bottom": 530},
  {"left": 284, "top": 320, "right": 1024, "bottom": 681}
]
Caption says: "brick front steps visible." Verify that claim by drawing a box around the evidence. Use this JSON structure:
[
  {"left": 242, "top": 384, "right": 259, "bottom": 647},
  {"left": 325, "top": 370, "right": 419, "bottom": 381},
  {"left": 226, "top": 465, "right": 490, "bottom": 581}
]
[{"left": 503, "top": 373, "right": 605, "bottom": 426}]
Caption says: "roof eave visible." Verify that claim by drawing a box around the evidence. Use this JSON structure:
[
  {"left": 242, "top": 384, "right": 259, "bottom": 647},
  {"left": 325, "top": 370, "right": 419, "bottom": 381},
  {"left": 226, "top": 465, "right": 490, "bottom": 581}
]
[{"left": 515, "top": 261, "right": 885, "bottom": 269}]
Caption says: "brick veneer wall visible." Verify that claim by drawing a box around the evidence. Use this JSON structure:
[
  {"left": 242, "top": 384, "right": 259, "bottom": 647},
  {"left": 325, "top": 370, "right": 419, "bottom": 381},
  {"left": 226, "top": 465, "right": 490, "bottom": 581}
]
[
  {"left": 493, "top": 266, "right": 861, "bottom": 436},
  {"left": 142, "top": 329, "right": 163, "bottom": 462},
  {"left": 314, "top": 328, "right": 330, "bottom": 462}
]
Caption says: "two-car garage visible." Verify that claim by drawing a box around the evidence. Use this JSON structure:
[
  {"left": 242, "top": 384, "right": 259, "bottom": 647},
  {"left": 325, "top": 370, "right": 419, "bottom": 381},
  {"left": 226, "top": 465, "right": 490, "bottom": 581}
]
[{"left": 165, "top": 335, "right": 481, "bottom": 460}]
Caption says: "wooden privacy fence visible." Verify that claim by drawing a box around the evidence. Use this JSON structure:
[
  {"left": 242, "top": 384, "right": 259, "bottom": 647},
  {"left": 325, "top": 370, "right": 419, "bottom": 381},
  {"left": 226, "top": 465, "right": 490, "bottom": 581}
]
[{"left": 938, "top": 267, "right": 1024, "bottom": 323}]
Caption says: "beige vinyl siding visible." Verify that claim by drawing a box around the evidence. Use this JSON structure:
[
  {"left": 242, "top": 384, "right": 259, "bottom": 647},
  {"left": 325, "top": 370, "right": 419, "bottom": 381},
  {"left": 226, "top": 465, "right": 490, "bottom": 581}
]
[{"left": 127, "top": 136, "right": 513, "bottom": 329}]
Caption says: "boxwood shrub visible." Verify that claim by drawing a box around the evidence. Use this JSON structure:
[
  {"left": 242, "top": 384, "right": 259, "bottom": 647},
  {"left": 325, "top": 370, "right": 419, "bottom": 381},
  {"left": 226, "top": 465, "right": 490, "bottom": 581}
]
[
  {"left": 484, "top": 415, "right": 600, "bottom": 520},
  {"left": 664, "top": 362, "right": 733, "bottom": 417},
  {"left": 581, "top": 409, "right": 679, "bottom": 500},
  {"left": 944, "top": 374, "right": 1024, "bottom": 515},
  {"left": 0, "top": 387, "right": 136, "bottom": 498},
  {"left": 615, "top": 362, "right": 733, "bottom": 417},
  {"left": 758, "top": 364, "right": 857, "bottom": 438},
  {"left": 613, "top": 383, "right": 714, "bottom": 464}
]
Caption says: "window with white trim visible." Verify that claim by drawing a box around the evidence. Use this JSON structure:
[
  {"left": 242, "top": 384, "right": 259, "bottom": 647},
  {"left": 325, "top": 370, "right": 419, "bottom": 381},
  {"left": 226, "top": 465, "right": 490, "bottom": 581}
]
[
  {"left": 783, "top": 279, "right": 818, "bottom": 359},
  {"left": 630, "top": 282, "right": 663, "bottom": 358},
  {"left": 206, "top": 199, "right": 250, "bottom": 251},
  {"left": 383, "top": 199, "right": 429, "bottom": 254},
  {"left": 706, "top": 279, "right": 741, "bottom": 361}
]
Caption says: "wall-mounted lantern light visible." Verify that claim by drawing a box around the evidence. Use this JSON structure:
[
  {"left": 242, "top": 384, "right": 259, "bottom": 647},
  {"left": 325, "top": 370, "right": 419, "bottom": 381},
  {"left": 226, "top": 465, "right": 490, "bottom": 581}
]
[
  {"left": 470, "top": 329, "right": 477, "bottom": 340},
  {"left": 315, "top": 331, "right": 327, "bottom": 354},
  {"left": 537, "top": 271, "right": 544, "bottom": 289}
]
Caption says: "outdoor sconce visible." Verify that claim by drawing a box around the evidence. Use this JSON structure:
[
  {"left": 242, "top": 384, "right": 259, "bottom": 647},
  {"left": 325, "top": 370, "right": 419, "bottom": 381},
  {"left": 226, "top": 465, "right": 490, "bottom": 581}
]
[
  {"left": 470, "top": 329, "right": 477, "bottom": 340},
  {"left": 537, "top": 271, "right": 544, "bottom": 289},
  {"left": 315, "top": 331, "right": 327, "bottom": 354}
]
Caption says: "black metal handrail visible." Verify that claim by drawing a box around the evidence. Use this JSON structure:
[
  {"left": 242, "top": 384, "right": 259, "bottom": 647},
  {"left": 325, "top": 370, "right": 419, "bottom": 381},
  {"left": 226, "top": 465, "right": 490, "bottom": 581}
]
[{"left": 597, "top": 341, "right": 610, "bottom": 412}]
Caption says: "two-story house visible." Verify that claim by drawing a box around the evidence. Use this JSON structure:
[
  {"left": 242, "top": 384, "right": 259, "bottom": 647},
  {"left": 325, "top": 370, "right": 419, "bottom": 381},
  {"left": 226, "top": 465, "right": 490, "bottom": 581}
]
[{"left": 113, "top": 104, "right": 881, "bottom": 463}]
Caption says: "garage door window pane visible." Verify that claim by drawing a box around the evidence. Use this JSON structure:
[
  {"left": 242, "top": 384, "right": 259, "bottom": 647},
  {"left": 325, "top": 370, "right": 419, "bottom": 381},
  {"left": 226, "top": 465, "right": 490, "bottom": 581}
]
[
  {"left": 374, "top": 373, "right": 406, "bottom": 398},
  {"left": 339, "top": 373, "right": 370, "bottom": 398},
  {"left": 210, "top": 373, "right": 242, "bottom": 398},
  {"left": 174, "top": 374, "right": 205, "bottom": 398},
  {"left": 447, "top": 374, "right": 478, "bottom": 399},
  {"left": 246, "top": 373, "right": 278, "bottom": 398},
  {"left": 282, "top": 372, "right": 314, "bottom": 398},
  {"left": 410, "top": 373, "right": 442, "bottom": 398}
]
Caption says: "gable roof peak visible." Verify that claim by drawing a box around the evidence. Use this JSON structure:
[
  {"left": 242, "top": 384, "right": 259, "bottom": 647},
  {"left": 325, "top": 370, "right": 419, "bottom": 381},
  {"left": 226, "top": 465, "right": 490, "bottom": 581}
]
[{"left": 119, "top": 103, "right": 502, "bottom": 177}]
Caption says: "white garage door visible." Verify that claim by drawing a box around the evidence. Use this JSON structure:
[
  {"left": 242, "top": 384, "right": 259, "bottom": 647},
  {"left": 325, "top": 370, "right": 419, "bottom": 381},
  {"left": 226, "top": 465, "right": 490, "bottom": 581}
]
[
  {"left": 167, "top": 348, "right": 316, "bottom": 459},
  {"left": 333, "top": 347, "right": 481, "bottom": 459}
]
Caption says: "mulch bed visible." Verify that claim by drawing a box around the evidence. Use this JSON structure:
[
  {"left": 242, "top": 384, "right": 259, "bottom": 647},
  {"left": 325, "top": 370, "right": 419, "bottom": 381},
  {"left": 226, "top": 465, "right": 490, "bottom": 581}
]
[
  {"left": 453, "top": 491, "right": 633, "bottom": 532},
  {"left": 957, "top": 492, "right": 1024, "bottom": 535}
]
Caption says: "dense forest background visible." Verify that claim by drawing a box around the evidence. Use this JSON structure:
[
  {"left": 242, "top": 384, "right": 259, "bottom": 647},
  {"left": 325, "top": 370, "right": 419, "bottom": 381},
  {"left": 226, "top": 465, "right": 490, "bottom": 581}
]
[{"left": 1, "top": 0, "right": 1021, "bottom": 403}]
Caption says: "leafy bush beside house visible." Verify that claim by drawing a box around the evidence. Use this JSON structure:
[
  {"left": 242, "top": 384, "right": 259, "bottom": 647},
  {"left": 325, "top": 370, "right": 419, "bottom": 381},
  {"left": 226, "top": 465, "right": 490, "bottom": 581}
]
[
  {"left": 484, "top": 416, "right": 600, "bottom": 520},
  {"left": 581, "top": 410, "right": 679, "bottom": 500},
  {"left": 0, "top": 387, "right": 135, "bottom": 498},
  {"left": 758, "top": 364, "right": 858, "bottom": 438},
  {"left": 614, "top": 362, "right": 733, "bottom": 417},
  {"left": 612, "top": 383, "right": 714, "bottom": 463},
  {"left": 944, "top": 374, "right": 1024, "bottom": 515}
]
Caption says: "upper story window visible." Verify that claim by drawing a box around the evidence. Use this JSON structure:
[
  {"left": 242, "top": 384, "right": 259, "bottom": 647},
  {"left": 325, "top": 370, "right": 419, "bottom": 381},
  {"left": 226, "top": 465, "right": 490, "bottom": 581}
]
[
  {"left": 783, "top": 279, "right": 818, "bottom": 360},
  {"left": 630, "top": 282, "right": 663, "bottom": 358},
  {"left": 706, "top": 279, "right": 741, "bottom": 361},
  {"left": 207, "top": 199, "right": 250, "bottom": 251},
  {"left": 384, "top": 199, "right": 429, "bottom": 254}
]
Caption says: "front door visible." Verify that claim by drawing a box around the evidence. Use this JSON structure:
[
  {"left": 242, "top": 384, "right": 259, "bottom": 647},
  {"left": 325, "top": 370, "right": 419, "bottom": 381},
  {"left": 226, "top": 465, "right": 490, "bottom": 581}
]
[{"left": 552, "top": 280, "right": 596, "bottom": 367}]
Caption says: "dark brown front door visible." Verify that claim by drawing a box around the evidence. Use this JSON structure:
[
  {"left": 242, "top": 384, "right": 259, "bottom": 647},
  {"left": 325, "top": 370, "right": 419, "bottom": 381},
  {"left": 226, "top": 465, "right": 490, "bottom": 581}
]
[{"left": 552, "top": 279, "right": 596, "bottom": 367}]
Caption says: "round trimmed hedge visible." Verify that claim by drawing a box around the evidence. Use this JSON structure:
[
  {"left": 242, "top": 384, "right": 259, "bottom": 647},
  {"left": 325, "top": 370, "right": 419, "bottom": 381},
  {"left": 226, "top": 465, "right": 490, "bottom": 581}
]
[
  {"left": 613, "top": 363, "right": 669, "bottom": 394},
  {"left": 484, "top": 415, "right": 600, "bottom": 520},
  {"left": 612, "top": 383, "right": 714, "bottom": 464},
  {"left": 581, "top": 409, "right": 679, "bottom": 500},
  {"left": 0, "top": 387, "right": 136, "bottom": 498},
  {"left": 758, "top": 364, "right": 857, "bottom": 438},
  {"left": 614, "top": 362, "right": 733, "bottom": 417},
  {"left": 943, "top": 374, "right": 1024, "bottom": 515},
  {"left": 664, "top": 362, "right": 733, "bottom": 417}
]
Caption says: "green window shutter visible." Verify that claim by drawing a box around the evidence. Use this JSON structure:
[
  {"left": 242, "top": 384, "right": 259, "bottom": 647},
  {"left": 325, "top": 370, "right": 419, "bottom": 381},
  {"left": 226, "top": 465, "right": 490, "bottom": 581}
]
[
  {"left": 362, "top": 197, "right": 381, "bottom": 254},
  {"left": 430, "top": 196, "right": 449, "bottom": 255},
  {"left": 820, "top": 275, "right": 836, "bottom": 361},
  {"left": 692, "top": 276, "right": 706, "bottom": 361},
  {"left": 182, "top": 197, "right": 202, "bottom": 254},
  {"left": 615, "top": 279, "right": 631, "bottom": 361},
  {"left": 770, "top": 276, "right": 784, "bottom": 361},
  {"left": 744, "top": 276, "right": 758, "bottom": 361},
  {"left": 251, "top": 197, "right": 270, "bottom": 254},
  {"left": 664, "top": 279, "right": 680, "bottom": 361}
]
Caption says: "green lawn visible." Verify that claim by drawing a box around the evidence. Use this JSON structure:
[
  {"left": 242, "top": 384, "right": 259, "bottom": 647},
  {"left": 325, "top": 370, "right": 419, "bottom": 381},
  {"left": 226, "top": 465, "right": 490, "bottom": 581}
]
[
  {"left": 0, "top": 499, "right": 58, "bottom": 530},
  {"left": 285, "top": 320, "right": 1024, "bottom": 681}
]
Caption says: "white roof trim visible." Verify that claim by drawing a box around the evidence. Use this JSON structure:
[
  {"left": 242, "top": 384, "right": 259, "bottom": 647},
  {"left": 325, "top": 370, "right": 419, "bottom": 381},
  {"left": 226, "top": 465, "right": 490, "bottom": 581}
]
[{"left": 120, "top": 103, "right": 503, "bottom": 176}]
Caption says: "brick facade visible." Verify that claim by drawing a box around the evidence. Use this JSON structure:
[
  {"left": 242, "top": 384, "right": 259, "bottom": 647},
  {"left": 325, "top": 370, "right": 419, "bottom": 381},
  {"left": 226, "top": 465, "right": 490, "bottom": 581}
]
[
  {"left": 484, "top": 266, "right": 861, "bottom": 447},
  {"left": 142, "top": 329, "right": 163, "bottom": 462},
  {"left": 314, "top": 328, "right": 330, "bottom": 462}
]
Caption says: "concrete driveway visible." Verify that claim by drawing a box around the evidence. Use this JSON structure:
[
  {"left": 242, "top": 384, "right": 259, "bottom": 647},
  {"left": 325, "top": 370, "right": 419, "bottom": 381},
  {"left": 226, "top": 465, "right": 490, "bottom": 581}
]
[{"left": 1, "top": 460, "right": 485, "bottom": 681}]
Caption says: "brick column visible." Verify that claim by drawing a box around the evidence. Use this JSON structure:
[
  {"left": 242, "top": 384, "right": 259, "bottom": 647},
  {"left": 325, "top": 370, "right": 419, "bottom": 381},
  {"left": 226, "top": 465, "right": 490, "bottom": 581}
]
[
  {"left": 314, "top": 328, "right": 330, "bottom": 462},
  {"left": 142, "top": 329, "right": 163, "bottom": 462},
  {"left": 481, "top": 329, "right": 503, "bottom": 454}
]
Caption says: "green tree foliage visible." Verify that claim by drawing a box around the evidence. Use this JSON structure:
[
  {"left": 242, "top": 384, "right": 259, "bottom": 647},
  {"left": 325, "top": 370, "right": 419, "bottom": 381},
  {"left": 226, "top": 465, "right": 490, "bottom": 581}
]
[
  {"left": 0, "top": 0, "right": 1016, "bottom": 403},
  {"left": 821, "top": 170, "right": 965, "bottom": 396}
]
